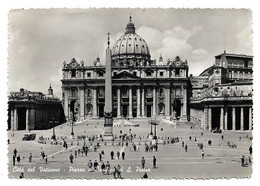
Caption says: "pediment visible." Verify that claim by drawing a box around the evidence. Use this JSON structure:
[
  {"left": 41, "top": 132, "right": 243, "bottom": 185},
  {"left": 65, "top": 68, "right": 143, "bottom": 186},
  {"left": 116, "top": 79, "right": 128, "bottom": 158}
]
[{"left": 112, "top": 71, "right": 140, "bottom": 79}]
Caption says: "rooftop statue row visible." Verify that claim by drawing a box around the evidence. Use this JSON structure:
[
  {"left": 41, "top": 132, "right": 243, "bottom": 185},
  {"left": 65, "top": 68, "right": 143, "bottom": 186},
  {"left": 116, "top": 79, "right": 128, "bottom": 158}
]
[
  {"left": 63, "top": 55, "right": 188, "bottom": 69},
  {"left": 9, "top": 88, "right": 59, "bottom": 102}
]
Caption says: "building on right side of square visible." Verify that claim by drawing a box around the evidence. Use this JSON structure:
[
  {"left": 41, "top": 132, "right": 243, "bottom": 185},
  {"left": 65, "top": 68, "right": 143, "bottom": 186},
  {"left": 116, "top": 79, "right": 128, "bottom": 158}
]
[{"left": 190, "top": 51, "right": 253, "bottom": 131}]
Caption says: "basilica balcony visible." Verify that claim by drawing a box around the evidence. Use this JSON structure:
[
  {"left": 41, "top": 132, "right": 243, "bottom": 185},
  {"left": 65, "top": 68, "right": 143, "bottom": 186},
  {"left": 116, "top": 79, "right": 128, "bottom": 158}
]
[
  {"left": 98, "top": 94, "right": 105, "bottom": 98},
  {"left": 69, "top": 95, "right": 78, "bottom": 99},
  {"left": 146, "top": 94, "right": 153, "bottom": 98},
  {"left": 158, "top": 94, "right": 165, "bottom": 99},
  {"left": 174, "top": 95, "right": 183, "bottom": 99},
  {"left": 121, "top": 94, "right": 129, "bottom": 98}
]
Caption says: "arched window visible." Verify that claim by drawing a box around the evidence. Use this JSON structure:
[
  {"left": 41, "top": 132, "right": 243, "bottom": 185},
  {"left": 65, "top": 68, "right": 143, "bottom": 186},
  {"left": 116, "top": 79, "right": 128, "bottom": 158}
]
[
  {"left": 71, "top": 70, "right": 76, "bottom": 78},
  {"left": 158, "top": 103, "right": 165, "bottom": 115},
  {"left": 159, "top": 88, "right": 164, "bottom": 96},
  {"left": 147, "top": 88, "right": 152, "bottom": 96},
  {"left": 86, "top": 104, "right": 93, "bottom": 115},
  {"left": 87, "top": 89, "right": 91, "bottom": 97}
]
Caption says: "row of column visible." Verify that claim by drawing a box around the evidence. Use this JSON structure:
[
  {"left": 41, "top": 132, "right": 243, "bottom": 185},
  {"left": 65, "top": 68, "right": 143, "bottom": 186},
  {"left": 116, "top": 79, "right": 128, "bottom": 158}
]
[
  {"left": 10, "top": 108, "right": 30, "bottom": 131},
  {"left": 204, "top": 107, "right": 252, "bottom": 130},
  {"left": 65, "top": 85, "right": 188, "bottom": 120}
]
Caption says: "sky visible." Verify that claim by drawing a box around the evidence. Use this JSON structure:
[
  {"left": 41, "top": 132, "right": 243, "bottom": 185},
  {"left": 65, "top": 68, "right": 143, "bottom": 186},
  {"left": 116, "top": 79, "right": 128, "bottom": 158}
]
[{"left": 8, "top": 8, "right": 253, "bottom": 98}]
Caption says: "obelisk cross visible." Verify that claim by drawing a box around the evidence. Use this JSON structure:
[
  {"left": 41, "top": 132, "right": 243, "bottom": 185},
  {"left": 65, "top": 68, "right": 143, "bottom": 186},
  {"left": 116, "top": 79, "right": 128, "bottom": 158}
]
[{"left": 107, "top": 32, "right": 111, "bottom": 47}]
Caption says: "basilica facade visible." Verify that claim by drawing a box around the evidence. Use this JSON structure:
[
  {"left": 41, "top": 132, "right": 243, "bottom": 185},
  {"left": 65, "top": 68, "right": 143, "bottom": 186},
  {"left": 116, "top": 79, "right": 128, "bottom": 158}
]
[{"left": 61, "top": 17, "right": 190, "bottom": 122}]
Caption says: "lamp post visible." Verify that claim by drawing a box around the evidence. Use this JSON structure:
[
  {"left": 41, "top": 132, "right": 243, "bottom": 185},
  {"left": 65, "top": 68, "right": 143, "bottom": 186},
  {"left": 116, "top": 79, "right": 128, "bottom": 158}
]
[
  {"left": 149, "top": 118, "right": 159, "bottom": 139},
  {"left": 70, "top": 112, "right": 75, "bottom": 136},
  {"left": 49, "top": 117, "right": 58, "bottom": 140}
]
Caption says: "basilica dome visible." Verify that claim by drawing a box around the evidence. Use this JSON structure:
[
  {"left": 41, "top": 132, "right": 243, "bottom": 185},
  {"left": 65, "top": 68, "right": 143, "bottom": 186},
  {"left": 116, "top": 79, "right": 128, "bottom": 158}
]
[{"left": 111, "top": 16, "right": 151, "bottom": 66}]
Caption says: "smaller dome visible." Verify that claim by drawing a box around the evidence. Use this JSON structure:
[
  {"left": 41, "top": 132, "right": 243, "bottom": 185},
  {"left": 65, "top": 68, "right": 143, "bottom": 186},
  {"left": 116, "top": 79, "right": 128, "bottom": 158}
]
[{"left": 125, "top": 15, "right": 135, "bottom": 34}]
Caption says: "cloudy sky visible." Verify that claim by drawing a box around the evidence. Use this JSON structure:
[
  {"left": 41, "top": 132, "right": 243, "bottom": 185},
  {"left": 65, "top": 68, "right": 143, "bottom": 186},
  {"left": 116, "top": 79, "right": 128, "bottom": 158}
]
[{"left": 8, "top": 9, "right": 253, "bottom": 98}]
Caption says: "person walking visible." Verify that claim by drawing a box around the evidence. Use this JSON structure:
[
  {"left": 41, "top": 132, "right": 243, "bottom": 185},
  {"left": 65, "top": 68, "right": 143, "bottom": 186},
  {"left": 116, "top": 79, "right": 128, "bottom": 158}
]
[
  {"left": 141, "top": 157, "right": 145, "bottom": 169},
  {"left": 94, "top": 160, "right": 99, "bottom": 171},
  {"left": 241, "top": 155, "right": 245, "bottom": 167},
  {"left": 99, "top": 153, "right": 102, "bottom": 162},
  {"left": 122, "top": 152, "right": 125, "bottom": 160},
  {"left": 45, "top": 155, "right": 48, "bottom": 164},
  {"left": 110, "top": 151, "right": 114, "bottom": 160},
  {"left": 69, "top": 154, "right": 74, "bottom": 164},
  {"left": 101, "top": 150, "right": 105, "bottom": 156},
  {"left": 106, "top": 161, "right": 111, "bottom": 174},
  {"left": 153, "top": 156, "right": 157, "bottom": 168},
  {"left": 182, "top": 141, "right": 184, "bottom": 147},
  {"left": 117, "top": 165, "right": 122, "bottom": 179},
  {"left": 221, "top": 135, "right": 224, "bottom": 140},
  {"left": 19, "top": 173, "right": 24, "bottom": 179},
  {"left": 249, "top": 146, "right": 252, "bottom": 155},
  {"left": 143, "top": 172, "right": 148, "bottom": 179},
  {"left": 101, "top": 162, "right": 106, "bottom": 174},
  {"left": 201, "top": 150, "right": 204, "bottom": 159},
  {"left": 14, "top": 148, "right": 17, "bottom": 157},
  {"left": 75, "top": 150, "right": 77, "bottom": 158},
  {"left": 17, "top": 155, "right": 21, "bottom": 164},
  {"left": 88, "top": 160, "right": 93, "bottom": 172},
  {"left": 29, "top": 153, "right": 32, "bottom": 163},
  {"left": 117, "top": 151, "right": 120, "bottom": 159},
  {"left": 12, "top": 154, "right": 16, "bottom": 165},
  {"left": 189, "top": 136, "right": 192, "bottom": 141},
  {"left": 113, "top": 166, "right": 117, "bottom": 179},
  {"left": 185, "top": 144, "right": 188, "bottom": 152}
]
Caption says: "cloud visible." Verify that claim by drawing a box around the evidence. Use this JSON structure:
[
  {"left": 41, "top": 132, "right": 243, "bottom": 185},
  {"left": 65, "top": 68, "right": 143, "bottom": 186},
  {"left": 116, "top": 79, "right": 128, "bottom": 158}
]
[
  {"left": 136, "top": 25, "right": 206, "bottom": 63},
  {"left": 7, "top": 9, "right": 253, "bottom": 100}
]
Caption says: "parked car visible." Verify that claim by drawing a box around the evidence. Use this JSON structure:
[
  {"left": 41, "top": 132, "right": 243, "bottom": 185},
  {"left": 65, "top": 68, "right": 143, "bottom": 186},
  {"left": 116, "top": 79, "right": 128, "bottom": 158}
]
[
  {"left": 22, "top": 133, "right": 36, "bottom": 141},
  {"left": 211, "top": 128, "right": 222, "bottom": 133}
]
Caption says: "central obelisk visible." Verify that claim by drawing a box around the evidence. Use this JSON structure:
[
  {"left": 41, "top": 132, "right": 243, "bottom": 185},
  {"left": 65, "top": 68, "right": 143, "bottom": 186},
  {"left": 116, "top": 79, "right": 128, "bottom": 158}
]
[{"left": 103, "top": 32, "right": 114, "bottom": 140}]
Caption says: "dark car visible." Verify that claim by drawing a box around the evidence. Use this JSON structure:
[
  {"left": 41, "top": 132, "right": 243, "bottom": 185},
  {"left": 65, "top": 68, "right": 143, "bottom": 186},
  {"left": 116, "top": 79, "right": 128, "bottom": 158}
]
[{"left": 22, "top": 133, "right": 36, "bottom": 141}]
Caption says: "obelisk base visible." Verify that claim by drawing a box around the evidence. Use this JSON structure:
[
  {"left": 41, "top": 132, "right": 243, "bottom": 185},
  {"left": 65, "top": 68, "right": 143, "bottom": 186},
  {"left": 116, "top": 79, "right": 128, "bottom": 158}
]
[{"left": 102, "top": 112, "right": 114, "bottom": 141}]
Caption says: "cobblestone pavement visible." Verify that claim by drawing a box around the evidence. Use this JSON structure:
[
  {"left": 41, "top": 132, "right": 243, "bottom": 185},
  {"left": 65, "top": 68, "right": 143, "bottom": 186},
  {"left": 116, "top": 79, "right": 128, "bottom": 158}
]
[{"left": 7, "top": 119, "right": 252, "bottom": 179}]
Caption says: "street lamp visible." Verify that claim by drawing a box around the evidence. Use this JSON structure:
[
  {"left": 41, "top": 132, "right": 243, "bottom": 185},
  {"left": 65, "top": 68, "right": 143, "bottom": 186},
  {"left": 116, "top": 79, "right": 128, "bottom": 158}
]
[
  {"left": 70, "top": 112, "right": 75, "bottom": 136},
  {"left": 148, "top": 118, "right": 159, "bottom": 139},
  {"left": 49, "top": 117, "right": 58, "bottom": 140}
]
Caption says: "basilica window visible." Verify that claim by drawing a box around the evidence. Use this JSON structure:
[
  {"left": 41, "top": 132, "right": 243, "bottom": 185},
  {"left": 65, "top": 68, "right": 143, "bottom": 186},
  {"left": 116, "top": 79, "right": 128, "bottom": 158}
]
[
  {"left": 158, "top": 103, "right": 165, "bottom": 115},
  {"left": 122, "top": 88, "right": 128, "bottom": 97},
  {"left": 71, "top": 70, "right": 76, "bottom": 78},
  {"left": 87, "top": 89, "right": 91, "bottom": 97},
  {"left": 133, "top": 88, "right": 136, "bottom": 96},
  {"left": 175, "top": 69, "right": 180, "bottom": 76},
  {"left": 86, "top": 104, "right": 93, "bottom": 115},
  {"left": 146, "top": 71, "right": 152, "bottom": 76},
  {"left": 98, "top": 71, "right": 104, "bottom": 77},
  {"left": 98, "top": 88, "right": 104, "bottom": 97},
  {"left": 133, "top": 71, "right": 137, "bottom": 76},
  {"left": 71, "top": 88, "right": 77, "bottom": 98},
  {"left": 160, "top": 71, "right": 164, "bottom": 77},
  {"left": 112, "top": 88, "right": 117, "bottom": 96},
  {"left": 87, "top": 72, "right": 91, "bottom": 78},
  {"left": 159, "top": 88, "right": 164, "bottom": 96},
  {"left": 146, "top": 88, "right": 152, "bottom": 96},
  {"left": 113, "top": 72, "right": 117, "bottom": 76}
]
